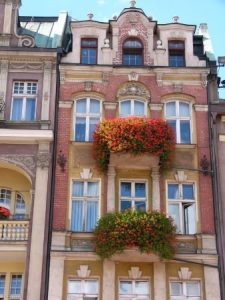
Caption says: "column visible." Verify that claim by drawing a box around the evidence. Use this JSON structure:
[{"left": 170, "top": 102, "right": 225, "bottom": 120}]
[
  {"left": 107, "top": 165, "right": 116, "bottom": 212},
  {"left": 204, "top": 267, "right": 221, "bottom": 300},
  {"left": 26, "top": 144, "right": 51, "bottom": 300},
  {"left": 154, "top": 262, "right": 166, "bottom": 300},
  {"left": 151, "top": 166, "right": 160, "bottom": 211},
  {"left": 102, "top": 260, "right": 115, "bottom": 300},
  {"left": 48, "top": 256, "right": 65, "bottom": 300}
]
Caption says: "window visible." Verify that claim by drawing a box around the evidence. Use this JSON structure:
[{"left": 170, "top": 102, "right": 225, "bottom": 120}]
[
  {"left": 11, "top": 82, "right": 37, "bottom": 121},
  {"left": 67, "top": 279, "right": 98, "bottom": 300},
  {"left": 15, "top": 193, "right": 26, "bottom": 219},
  {"left": 169, "top": 41, "right": 185, "bottom": 67},
  {"left": 0, "top": 275, "right": 5, "bottom": 299},
  {"left": 120, "top": 181, "right": 147, "bottom": 212},
  {"left": 119, "top": 280, "right": 149, "bottom": 300},
  {"left": 10, "top": 274, "right": 22, "bottom": 300},
  {"left": 74, "top": 98, "right": 101, "bottom": 142},
  {"left": 0, "top": 188, "right": 11, "bottom": 209},
  {"left": 170, "top": 281, "right": 201, "bottom": 300},
  {"left": 168, "top": 183, "right": 196, "bottom": 234},
  {"left": 165, "top": 101, "right": 191, "bottom": 144},
  {"left": 120, "top": 100, "right": 145, "bottom": 117},
  {"left": 81, "top": 39, "right": 97, "bottom": 65},
  {"left": 123, "top": 39, "right": 143, "bottom": 66},
  {"left": 71, "top": 181, "right": 99, "bottom": 232}
]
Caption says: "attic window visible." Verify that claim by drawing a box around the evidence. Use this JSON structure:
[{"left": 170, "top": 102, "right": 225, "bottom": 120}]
[
  {"left": 81, "top": 38, "right": 97, "bottom": 65},
  {"left": 123, "top": 39, "right": 143, "bottom": 66},
  {"left": 168, "top": 40, "right": 185, "bottom": 67}
]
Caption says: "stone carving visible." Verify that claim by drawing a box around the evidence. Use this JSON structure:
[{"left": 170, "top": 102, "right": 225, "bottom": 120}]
[
  {"left": 0, "top": 154, "right": 36, "bottom": 178},
  {"left": 156, "top": 73, "right": 163, "bottom": 87},
  {"left": 102, "top": 72, "right": 111, "bottom": 83},
  {"left": 176, "top": 241, "right": 196, "bottom": 254},
  {"left": 128, "top": 28, "right": 138, "bottom": 36},
  {"left": 178, "top": 267, "right": 192, "bottom": 280},
  {"left": 156, "top": 39, "right": 163, "bottom": 49},
  {"left": 104, "top": 39, "right": 110, "bottom": 48},
  {"left": 72, "top": 239, "right": 95, "bottom": 251},
  {"left": 36, "top": 152, "right": 51, "bottom": 169},
  {"left": 84, "top": 81, "right": 93, "bottom": 92},
  {"left": 128, "top": 72, "right": 139, "bottom": 81},
  {"left": 175, "top": 170, "right": 187, "bottom": 182},
  {"left": 128, "top": 267, "right": 142, "bottom": 279},
  {"left": 80, "top": 168, "right": 93, "bottom": 180},
  {"left": 77, "top": 265, "right": 91, "bottom": 278},
  {"left": 117, "top": 83, "right": 150, "bottom": 99},
  {"left": 0, "top": 93, "right": 6, "bottom": 113},
  {"left": 18, "top": 36, "right": 35, "bottom": 48},
  {"left": 173, "top": 82, "right": 183, "bottom": 93}
]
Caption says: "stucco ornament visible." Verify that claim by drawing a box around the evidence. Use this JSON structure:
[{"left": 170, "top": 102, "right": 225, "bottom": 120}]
[
  {"left": 0, "top": 93, "right": 6, "bottom": 113},
  {"left": 36, "top": 152, "right": 51, "bottom": 169},
  {"left": 128, "top": 267, "right": 142, "bottom": 279},
  {"left": 178, "top": 267, "right": 192, "bottom": 280},
  {"left": 117, "top": 82, "right": 150, "bottom": 99},
  {"left": 77, "top": 265, "right": 91, "bottom": 278}
]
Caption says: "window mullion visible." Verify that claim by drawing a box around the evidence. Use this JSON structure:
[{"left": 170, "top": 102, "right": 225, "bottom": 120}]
[{"left": 22, "top": 96, "right": 26, "bottom": 120}]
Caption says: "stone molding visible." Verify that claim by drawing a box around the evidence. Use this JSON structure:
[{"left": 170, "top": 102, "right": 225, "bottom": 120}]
[
  {"left": 0, "top": 129, "right": 53, "bottom": 144},
  {"left": 103, "top": 102, "right": 118, "bottom": 110},
  {"left": 193, "top": 104, "right": 208, "bottom": 112},
  {"left": 59, "top": 101, "right": 73, "bottom": 108},
  {"left": 149, "top": 103, "right": 163, "bottom": 111}
]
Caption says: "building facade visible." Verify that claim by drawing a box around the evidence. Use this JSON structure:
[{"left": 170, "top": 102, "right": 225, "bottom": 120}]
[
  {"left": 0, "top": 1, "right": 70, "bottom": 299},
  {"left": 49, "top": 1, "right": 221, "bottom": 300}
]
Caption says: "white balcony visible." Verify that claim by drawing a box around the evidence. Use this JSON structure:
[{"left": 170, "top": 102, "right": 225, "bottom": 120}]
[{"left": 0, "top": 220, "right": 29, "bottom": 241}]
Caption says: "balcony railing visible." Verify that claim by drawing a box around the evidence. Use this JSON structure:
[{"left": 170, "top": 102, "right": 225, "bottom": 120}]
[{"left": 0, "top": 220, "right": 29, "bottom": 241}]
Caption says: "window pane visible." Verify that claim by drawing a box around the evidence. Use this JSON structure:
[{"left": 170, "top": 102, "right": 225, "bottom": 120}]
[
  {"left": 134, "top": 101, "right": 145, "bottom": 116},
  {"left": 0, "top": 189, "right": 11, "bottom": 208},
  {"left": 183, "top": 184, "right": 194, "bottom": 199},
  {"left": 90, "top": 100, "right": 100, "bottom": 114},
  {"left": 184, "top": 203, "right": 196, "bottom": 234},
  {"left": 68, "top": 281, "right": 82, "bottom": 293},
  {"left": 135, "top": 183, "right": 146, "bottom": 197},
  {"left": 135, "top": 201, "right": 146, "bottom": 211},
  {"left": 168, "top": 120, "right": 177, "bottom": 141},
  {"left": 87, "top": 182, "right": 99, "bottom": 197},
  {"left": 11, "top": 98, "right": 23, "bottom": 121},
  {"left": 75, "top": 117, "right": 86, "bottom": 141},
  {"left": 124, "top": 40, "right": 142, "bottom": 48},
  {"left": 85, "top": 280, "right": 98, "bottom": 294},
  {"left": 71, "top": 201, "right": 83, "bottom": 232},
  {"left": 169, "top": 204, "right": 181, "bottom": 233},
  {"left": 119, "top": 281, "right": 132, "bottom": 294},
  {"left": 89, "top": 118, "right": 99, "bottom": 141},
  {"left": 121, "top": 182, "right": 131, "bottom": 197},
  {"left": 13, "top": 82, "right": 24, "bottom": 94},
  {"left": 170, "top": 282, "right": 182, "bottom": 296},
  {"left": 135, "top": 281, "right": 148, "bottom": 294},
  {"left": 72, "top": 182, "right": 84, "bottom": 197},
  {"left": 10, "top": 275, "right": 22, "bottom": 295},
  {"left": 25, "top": 98, "right": 36, "bottom": 121},
  {"left": 0, "top": 275, "right": 5, "bottom": 295},
  {"left": 166, "top": 102, "right": 176, "bottom": 117},
  {"left": 169, "top": 55, "right": 185, "bottom": 67},
  {"left": 86, "top": 201, "right": 98, "bottom": 232},
  {"left": 16, "top": 194, "right": 25, "bottom": 210},
  {"left": 81, "top": 49, "right": 97, "bottom": 64},
  {"left": 179, "top": 102, "right": 190, "bottom": 117},
  {"left": 187, "top": 282, "right": 200, "bottom": 296},
  {"left": 121, "top": 200, "right": 131, "bottom": 212},
  {"left": 76, "top": 99, "right": 86, "bottom": 113},
  {"left": 168, "top": 184, "right": 179, "bottom": 199},
  {"left": 27, "top": 82, "right": 37, "bottom": 95},
  {"left": 123, "top": 54, "right": 142, "bottom": 66},
  {"left": 180, "top": 120, "right": 191, "bottom": 144},
  {"left": 120, "top": 101, "right": 131, "bottom": 117},
  {"left": 82, "top": 40, "right": 97, "bottom": 47}
]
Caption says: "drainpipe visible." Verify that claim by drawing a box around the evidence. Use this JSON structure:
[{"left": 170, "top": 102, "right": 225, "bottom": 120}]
[{"left": 44, "top": 48, "right": 62, "bottom": 300}]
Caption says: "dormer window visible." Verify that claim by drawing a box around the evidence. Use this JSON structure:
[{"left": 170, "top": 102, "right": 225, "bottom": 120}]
[
  {"left": 81, "top": 38, "right": 97, "bottom": 65},
  {"left": 123, "top": 39, "right": 143, "bottom": 66},
  {"left": 168, "top": 41, "right": 185, "bottom": 67}
]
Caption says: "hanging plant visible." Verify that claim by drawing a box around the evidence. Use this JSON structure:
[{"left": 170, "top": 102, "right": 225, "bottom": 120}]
[
  {"left": 0, "top": 206, "right": 10, "bottom": 220},
  {"left": 94, "top": 210, "right": 176, "bottom": 259},
  {"left": 93, "top": 117, "right": 175, "bottom": 171}
]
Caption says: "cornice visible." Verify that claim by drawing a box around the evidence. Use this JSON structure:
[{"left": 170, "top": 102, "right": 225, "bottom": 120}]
[{"left": 0, "top": 129, "right": 53, "bottom": 144}]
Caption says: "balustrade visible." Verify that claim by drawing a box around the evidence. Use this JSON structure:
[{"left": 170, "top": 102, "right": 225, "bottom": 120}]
[{"left": 0, "top": 220, "right": 29, "bottom": 241}]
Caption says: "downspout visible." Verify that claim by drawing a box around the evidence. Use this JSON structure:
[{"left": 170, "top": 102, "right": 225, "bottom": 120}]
[
  {"left": 209, "top": 111, "right": 225, "bottom": 300},
  {"left": 44, "top": 48, "right": 62, "bottom": 300}
]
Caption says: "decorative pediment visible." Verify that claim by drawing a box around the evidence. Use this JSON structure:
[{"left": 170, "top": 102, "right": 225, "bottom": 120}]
[
  {"left": 77, "top": 265, "right": 91, "bottom": 278},
  {"left": 178, "top": 267, "right": 192, "bottom": 280},
  {"left": 128, "top": 267, "right": 142, "bottom": 279},
  {"left": 117, "top": 83, "right": 150, "bottom": 99}
]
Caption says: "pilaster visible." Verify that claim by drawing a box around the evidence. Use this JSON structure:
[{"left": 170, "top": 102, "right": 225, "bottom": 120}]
[
  {"left": 41, "top": 61, "right": 52, "bottom": 122},
  {"left": 151, "top": 166, "right": 160, "bottom": 210},
  {"left": 204, "top": 267, "right": 221, "bottom": 300},
  {"left": 107, "top": 165, "right": 116, "bottom": 212},
  {"left": 102, "top": 260, "right": 115, "bottom": 300},
  {"left": 154, "top": 262, "right": 166, "bottom": 300},
  {"left": 48, "top": 256, "right": 65, "bottom": 300},
  {"left": 0, "top": 60, "right": 9, "bottom": 120}
]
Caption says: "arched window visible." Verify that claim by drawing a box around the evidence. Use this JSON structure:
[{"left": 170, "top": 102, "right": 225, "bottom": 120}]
[
  {"left": 165, "top": 101, "right": 191, "bottom": 144},
  {"left": 123, "top": 39, "right": 143, "bottom": 66},
  {"left": 74, "top": 98, "right": 101, "bottom": 142},
  {"left": 0, "top": 188, "right": 11, "bottom": 209},
  {"left": 15, "top": 193, "right": 26, "bottom": 216}
]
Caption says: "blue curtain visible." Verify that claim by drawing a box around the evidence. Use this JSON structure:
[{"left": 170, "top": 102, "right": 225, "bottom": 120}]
[
  {"left": 71, "top": 201, "right": 83, "bottom": 232},
  {"left": 25, "top": 98, "right": 36, "bottom": 121},
  {"left": 86, "top": 201, "right": 98, "bottom": 232},
  {"left": 11, "top": 98, "right": 22, "bottom": 121}
]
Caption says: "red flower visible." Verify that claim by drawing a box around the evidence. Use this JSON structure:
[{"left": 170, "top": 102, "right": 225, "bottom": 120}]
[{"left": 0, "top": 206, "right": 10, "bottom": 219}]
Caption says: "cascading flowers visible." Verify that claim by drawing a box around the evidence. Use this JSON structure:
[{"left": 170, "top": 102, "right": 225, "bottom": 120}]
[
  {"left": 93, "top": 117, "right": 175, "bottom": 171},
  {"left": 94, "top": 210, "right": 176, "bottom": 259}
]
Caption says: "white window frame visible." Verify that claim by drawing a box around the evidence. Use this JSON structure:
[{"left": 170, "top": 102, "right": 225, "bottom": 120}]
[
  {"left": 165, "top": 100, "right": 192, "bottom": 144},
  {"left": 70, "top": 180, "right": 100, "bottom": 232},
  {"left": 167, "top": 182, "right": 197, "bottom": 234},
  {"left": 119, "top": 279, "right": 150, "bottom": 300},
  {"left": 119, "top": 99, "right": 147, "bottom": 117},
  {"left": 74, "top": 98, "right": 102, "bottom": 142},
  {"left": 169, "top": 280, "right": 201, "bottom": 300},
  {"left": 67, "top": 278, "right": 99, "bottom": 300},
  {"left": 0, "top": 274, "right": 6, "bottom": 299},
  {"left": 0, "top": 188, "right": 11, "bottom": 209},
  {"left": 9, "top": 274, "right": 23, "bottom": 300},
  {"left": 11, "top": 81, "right": 37, "bottom": 121},
  {"left": 119, "top": 180, "right": 148, "bottom": 212}
]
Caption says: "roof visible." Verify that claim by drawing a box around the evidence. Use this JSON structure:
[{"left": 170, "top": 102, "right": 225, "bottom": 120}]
[{"left": 18, "top": 12, "right": 71, "bottom": 50}]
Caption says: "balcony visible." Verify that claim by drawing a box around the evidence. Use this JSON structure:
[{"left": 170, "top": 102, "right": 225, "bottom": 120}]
[{"left": 0, "top": 220, "right": 29, "bottom": 241}]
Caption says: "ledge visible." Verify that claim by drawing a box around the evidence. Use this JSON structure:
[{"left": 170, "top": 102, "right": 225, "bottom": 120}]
[{"left": 175, "top": 144, "right": 196, "bottom": 149}]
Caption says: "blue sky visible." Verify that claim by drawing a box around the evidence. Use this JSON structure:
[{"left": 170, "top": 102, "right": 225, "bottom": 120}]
[{"left": 20, "top": 0, "right": 225, "bottom": 98}]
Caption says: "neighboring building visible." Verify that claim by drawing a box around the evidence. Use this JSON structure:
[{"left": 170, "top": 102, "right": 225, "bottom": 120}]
[
  {"left": 0, "top": 0, "right": 70, "bottom": 299},
  {"left": 49, "top": 1, "right": 221, "bottom": 300},
  {"left": 209, "top": 55, "right": 225, "bottom": 300}
]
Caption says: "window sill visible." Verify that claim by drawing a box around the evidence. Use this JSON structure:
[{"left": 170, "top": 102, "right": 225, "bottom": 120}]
[
  {"left": 175, "top": 144, "right": 196, "bottom": 149},
  {"left": 0, "top": 120, "right": 51, "bottom": 129}
]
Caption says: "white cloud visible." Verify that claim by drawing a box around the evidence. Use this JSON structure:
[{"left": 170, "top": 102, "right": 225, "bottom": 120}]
[{"left": 97, "top": 0, "right": 107, "bottom": 5}]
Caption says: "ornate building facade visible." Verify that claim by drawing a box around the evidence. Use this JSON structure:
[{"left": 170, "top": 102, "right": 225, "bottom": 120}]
[
  {"left": 49, "top": 1, "right": 221, "bottom": 300},
  {"left": 0, "top": 0, "right": 70, "bottom": 299}
]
